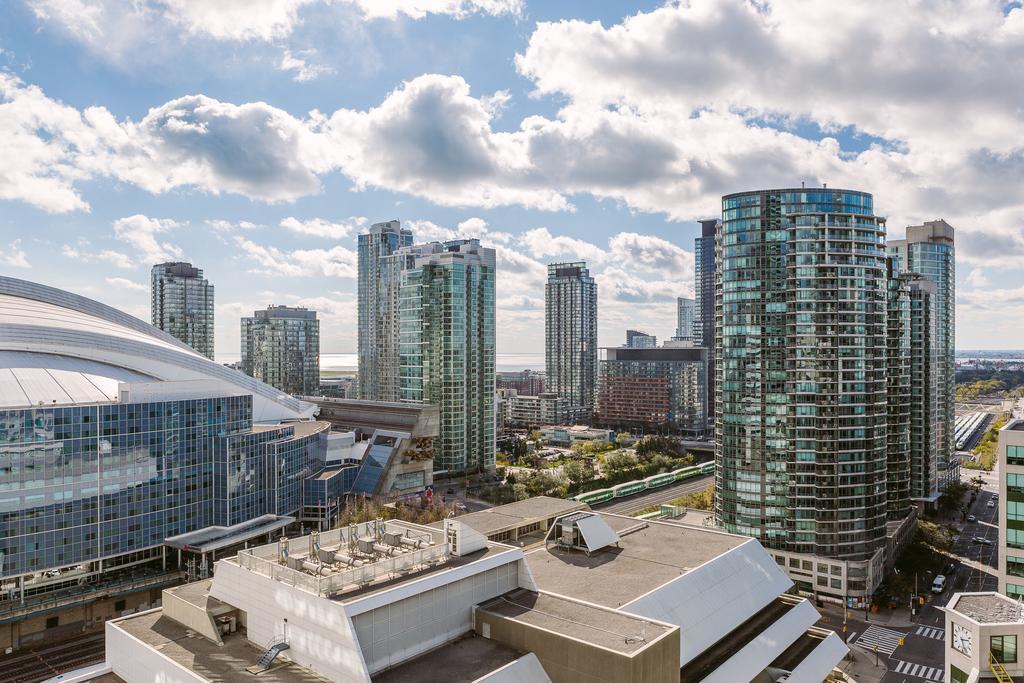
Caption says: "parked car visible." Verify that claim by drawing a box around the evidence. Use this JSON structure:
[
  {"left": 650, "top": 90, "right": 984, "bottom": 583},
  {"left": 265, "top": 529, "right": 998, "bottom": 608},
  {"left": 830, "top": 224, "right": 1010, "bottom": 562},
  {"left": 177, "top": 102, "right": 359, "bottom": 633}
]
[
  {"left": 967, "top": 515, "right": 977, "bottom": 522},
  {"left": 932, "top": 575, "right": 947, "bottom": 593},
  {"left": 943, "top": 562, "right": 957, "bottom": 575},
  {"left": 988, "top": 500, "right": 996, "bottom": 508},
  {"left": 972, "top": 536, "right": 994, "bottom": 545}
]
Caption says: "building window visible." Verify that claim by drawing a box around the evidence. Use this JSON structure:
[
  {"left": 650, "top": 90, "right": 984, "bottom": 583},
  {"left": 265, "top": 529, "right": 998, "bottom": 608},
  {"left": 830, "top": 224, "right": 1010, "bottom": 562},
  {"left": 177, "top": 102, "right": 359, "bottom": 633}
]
[
  {"left": 46, "top": 616, "right": 58, "bottom": 629},
  {"left": 1009, "top": 445, "right": 1024, "bottom": 466},
  {"left": 115, "top": 599, "right": 126, "bottom": 612},
  {"left": 1008, "top": 557, "right": 1024, "bottom": 578},
  {"left": 950, "top": 665, "right": 969, "bottom": 683},
  {"left": 1008, "top": 584, "right": 1024, "bottom": 600},
  {"left": 831, "top": 579, "right": 842, "bottom": 589},
  {"left": 992, "top": 635, "right": 1018, "bottom": 664}
]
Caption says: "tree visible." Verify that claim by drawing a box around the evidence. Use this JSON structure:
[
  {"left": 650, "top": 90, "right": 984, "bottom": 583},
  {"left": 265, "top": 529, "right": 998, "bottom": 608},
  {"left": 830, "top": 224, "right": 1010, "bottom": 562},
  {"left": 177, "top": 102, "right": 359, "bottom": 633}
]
[
  {"left": 602, "top": 451, "right": 638, "bottom": 480},
  {"left": 563, "top": 459, "right": 594, "bottom": 488},
  {"left": 523, "top": 471, "right": 568, "bottom": 498}
]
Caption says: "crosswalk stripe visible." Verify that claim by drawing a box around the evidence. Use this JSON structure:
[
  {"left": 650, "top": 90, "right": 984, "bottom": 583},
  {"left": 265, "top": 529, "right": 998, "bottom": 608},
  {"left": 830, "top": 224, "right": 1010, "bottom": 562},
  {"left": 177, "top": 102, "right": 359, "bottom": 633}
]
[
  {"left": 893, "top": 659, "right": 943, "bottom": 680},
  {"left": 914, "top": 625, "right": 945, "bottom": 640},
  {"left": 852, "top": 625, "right": 905, "bottom": 656}
]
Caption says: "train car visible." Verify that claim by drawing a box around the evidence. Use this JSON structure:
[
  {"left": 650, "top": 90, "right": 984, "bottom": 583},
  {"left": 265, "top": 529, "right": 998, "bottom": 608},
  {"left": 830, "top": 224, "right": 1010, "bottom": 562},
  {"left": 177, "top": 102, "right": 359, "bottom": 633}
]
[
  {"left": 575, "top": 488, "right": 614, "bottom": 505},
  {"left": 700, "top": 461, "right": 715, "bottom": 475},
  {"left": 644, "top": 472, "right": 675, "bottom": 489},
  {"left": 672, "top": 466, "right": 701, "bottom": 481},
  {"left": 612, "top": 480, "right": 647, "bottom": 498}
]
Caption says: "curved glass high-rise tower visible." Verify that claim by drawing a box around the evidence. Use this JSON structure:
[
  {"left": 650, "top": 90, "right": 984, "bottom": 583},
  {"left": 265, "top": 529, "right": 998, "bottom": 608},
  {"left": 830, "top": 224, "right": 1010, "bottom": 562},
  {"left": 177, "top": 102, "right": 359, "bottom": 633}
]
[{"left": 715, "top": 188, "right": 889, "bottom": 562}]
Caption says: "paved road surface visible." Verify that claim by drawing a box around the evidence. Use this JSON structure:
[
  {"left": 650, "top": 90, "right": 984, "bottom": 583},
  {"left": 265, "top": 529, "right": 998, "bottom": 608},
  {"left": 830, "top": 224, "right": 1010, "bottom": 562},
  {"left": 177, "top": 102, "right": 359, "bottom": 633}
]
[{"left": 594, "top": 475, "right": 712, "bottom": 515}]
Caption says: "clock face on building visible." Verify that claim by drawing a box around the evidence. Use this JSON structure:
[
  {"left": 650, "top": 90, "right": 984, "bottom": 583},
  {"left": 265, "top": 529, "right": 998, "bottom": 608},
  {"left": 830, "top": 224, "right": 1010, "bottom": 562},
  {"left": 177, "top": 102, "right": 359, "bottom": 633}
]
[{"left": 953, "top": 622, "right": 973, "bottom": 656}]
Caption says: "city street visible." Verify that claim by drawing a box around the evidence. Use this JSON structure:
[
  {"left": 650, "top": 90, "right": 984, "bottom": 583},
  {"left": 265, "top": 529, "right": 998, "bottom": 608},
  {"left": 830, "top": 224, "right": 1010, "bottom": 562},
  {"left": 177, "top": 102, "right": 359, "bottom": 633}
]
[{"left": 823, "top": 475, "right": 1001, "bottom": 683}]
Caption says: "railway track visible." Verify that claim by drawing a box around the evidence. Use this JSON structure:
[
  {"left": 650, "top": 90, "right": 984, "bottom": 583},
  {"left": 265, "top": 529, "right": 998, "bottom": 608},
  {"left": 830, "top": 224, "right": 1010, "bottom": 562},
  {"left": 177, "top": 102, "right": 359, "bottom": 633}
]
[{"left": 0, "top": 632, "right": 105, "bottom": 683}]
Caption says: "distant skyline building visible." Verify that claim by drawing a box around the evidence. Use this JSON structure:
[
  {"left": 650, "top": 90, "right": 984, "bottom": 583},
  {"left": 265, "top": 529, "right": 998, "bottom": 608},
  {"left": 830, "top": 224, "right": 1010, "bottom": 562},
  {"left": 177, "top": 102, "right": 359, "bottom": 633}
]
[
  {"left": 545, "top": 262, "right": 598, "bottom": 420},
  {"left": 496, "top": 369, "right": 546, "bottom": 396},
  {"left": 674, "top": 297, "right": 695, "bottom": 342},
  {"left": 908, "top": 275, "right": 940, "bottom": 500},
  {"left": 241, "top": 305, "right": 320, "bottom": 396},
  {"left": 886, "top": 261, "right": 912, "bottom": 522},
  {"left": 357, "top": 220, "right": 414, "bottom": 402},
  {"left": 399, "top": 240, "right": 496, "bottom": 474},
  {"left": 625, "top": 329, "right": 657, "bottom": 348},
  {"left": 150, "top": 262, "right": 214, "bottom": 359},
  {"left": 889, "top": 219, "right": 956, "bottom": 487},
  {"left": 716, "top": 188, "right": 889, "bottom": 582}
]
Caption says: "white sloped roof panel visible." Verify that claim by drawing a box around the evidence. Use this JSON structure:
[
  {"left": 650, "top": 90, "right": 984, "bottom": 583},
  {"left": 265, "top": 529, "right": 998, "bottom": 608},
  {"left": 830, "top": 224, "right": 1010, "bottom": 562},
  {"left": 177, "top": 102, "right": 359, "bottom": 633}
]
[{"left": 575, "top": 514, "right": 620, "bottom": 553}]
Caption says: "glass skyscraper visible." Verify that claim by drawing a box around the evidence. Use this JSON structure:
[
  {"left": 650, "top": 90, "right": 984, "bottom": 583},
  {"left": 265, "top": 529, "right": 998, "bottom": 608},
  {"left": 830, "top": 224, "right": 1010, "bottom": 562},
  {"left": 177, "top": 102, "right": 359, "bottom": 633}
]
[
  {"left": 694, "top": 219, "right": 719, "bottom": 419},
  {"left": 888, "top": 220, "right": 956, "bottom": 487},
  {"left": 398, "top": 240, "right": 495, "bottom": 474},
  {"left": 151, "top": 262, "right": 214, "bottom": 359},
  {"left": 357, "top": 220, "right": 414, "bottom": 401},
  {"left": 545, "top": 262, "right": 598, "bottom": 420},
  {"left": 241, "top": 305, "right": 320, "bottom": 396},
  {"left": 715, "top": 188, "right": 888, "bottom": 563}
]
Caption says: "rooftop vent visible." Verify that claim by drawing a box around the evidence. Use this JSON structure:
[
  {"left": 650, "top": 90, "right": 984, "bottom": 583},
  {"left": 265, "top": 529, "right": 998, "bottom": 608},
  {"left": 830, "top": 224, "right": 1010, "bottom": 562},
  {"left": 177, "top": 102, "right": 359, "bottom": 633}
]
[{"left": 549, "top": 513, "right": 620, "bottom": 556}]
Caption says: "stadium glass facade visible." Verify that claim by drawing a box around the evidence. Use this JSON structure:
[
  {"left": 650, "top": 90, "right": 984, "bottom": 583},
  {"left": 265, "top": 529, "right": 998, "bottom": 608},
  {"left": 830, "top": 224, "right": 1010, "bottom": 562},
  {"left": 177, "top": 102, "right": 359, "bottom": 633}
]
[
  {"left": 0, "top": 395, "right": 326, "bottom": 579},
  {"left": 715, "top": 188, "right": 889, "bottom": 562}
]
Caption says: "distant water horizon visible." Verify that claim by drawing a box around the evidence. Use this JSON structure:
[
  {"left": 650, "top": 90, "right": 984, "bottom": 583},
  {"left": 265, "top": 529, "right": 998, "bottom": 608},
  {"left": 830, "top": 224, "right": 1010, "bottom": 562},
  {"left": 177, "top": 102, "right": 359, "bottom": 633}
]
[{"left": 216, "top": 352, "right": 545, "bottom": 372}]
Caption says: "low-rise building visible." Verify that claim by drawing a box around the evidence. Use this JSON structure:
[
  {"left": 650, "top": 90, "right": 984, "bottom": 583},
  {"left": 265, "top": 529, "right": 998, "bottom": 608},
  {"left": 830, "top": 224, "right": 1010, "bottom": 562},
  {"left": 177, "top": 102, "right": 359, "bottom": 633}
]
[
  {"left": 502, "top": 391, "right": 568, "bottom": 428},
  {"left": 538, "top": 424, "right": 615, "bottom": 446},
  {"left": 104, "top": 503, "right": 847, "bottom": 682},
  {"left": 944, "top": 591, "right": 1024, "bottom": 682}
]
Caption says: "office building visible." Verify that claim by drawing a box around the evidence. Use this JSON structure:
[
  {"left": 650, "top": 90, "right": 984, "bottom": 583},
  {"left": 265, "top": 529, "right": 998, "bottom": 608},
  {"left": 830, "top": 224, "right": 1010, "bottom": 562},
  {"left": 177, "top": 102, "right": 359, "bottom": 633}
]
[
  {"left": 674, "top": 297, "right": 695, "bottom": 342},
  {"left": 502, "top": 391, "right": 568, "bottom": 428},
  {"left": 597, "top": 346, "right": 708, "bottom": 436},
  {"left": 357, "top": 220, "right": 413, "bottom": 402},
  {"left": 944, "top": 592, "right": 1023, "bottom": 683},
  {"left": 624, "top": 329, "right": 657, "bottom": 348},
  {"left": 998, "top": 419, "right": 1024, "bottom": 599},
  {"left": 545, "top": 262, "right": 598, "bottom": 421},
  {"left": 716, "top": 188, "right": 889, "bottom": 595},
  {"left": 241, "top": 306, "right": 320, "bottom": 396},
  {"left": 399, "top": 240, "right": 496, "bottom": 474},
  {"left": 496, "top": 369, "right": 546, "bottom": 396},
  {"left": 694, "top": 219, "right": 718, "bottom": 419},
  {"left": 0, "top": 276, "right": 331, "bottom": 653},
  {"left": 889, "top": 219, "right": 956, "bottom": 486},
  {"left": 105, "top": 502, "right": 847, "bottom": 682},
  {"left": 150, "top": 262, "right": 214, "bottom": 359}
]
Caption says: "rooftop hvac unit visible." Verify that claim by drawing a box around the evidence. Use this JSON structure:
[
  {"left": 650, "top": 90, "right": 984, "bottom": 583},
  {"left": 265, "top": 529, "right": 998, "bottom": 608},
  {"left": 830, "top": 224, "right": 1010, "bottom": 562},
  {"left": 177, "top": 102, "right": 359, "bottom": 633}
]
[
  {"left": 383, "top": 531, "right": 404, "bottom": 547},
  {"left": 357, "top": 537, "right": 377, "bottom": 554}
]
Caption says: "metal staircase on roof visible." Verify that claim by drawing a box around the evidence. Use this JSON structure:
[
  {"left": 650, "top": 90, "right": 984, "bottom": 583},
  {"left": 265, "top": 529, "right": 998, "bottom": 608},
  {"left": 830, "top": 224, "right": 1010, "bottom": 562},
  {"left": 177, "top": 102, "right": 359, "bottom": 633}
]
[{"left": 257, "top": 641, "right": 290, "bottom": 670}]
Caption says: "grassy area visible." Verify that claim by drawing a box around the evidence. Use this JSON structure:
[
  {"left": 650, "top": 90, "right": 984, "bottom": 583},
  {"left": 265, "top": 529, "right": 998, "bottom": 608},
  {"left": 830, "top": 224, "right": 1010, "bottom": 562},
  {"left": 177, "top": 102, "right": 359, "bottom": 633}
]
[
  {"left": 632, "top": 482, "right": 714, "bottom": 516},
  {"left": 965, "top": 415, "right": 1008, "bottom": 471}
]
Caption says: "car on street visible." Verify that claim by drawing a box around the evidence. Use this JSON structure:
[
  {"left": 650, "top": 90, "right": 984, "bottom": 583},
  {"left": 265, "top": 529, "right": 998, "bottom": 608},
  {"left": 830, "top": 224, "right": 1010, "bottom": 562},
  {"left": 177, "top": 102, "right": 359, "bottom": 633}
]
[
  {"left": 932, "top": 575, "right": 947, "bottom": 593},
  {"left": 988, "top": 500, "right": 996, "bottom": 508},
  {"left": 967, "top": 515, "right": 977, "bottom": 522},
  {"left": 943, "top": 562, "right": 957, "bottom": 575},
  {"left": 972, "top": 536, "right": 994, "bottom": 545},
  {"left": 454, "top": 502, "right": 467, "bottom": 511}
]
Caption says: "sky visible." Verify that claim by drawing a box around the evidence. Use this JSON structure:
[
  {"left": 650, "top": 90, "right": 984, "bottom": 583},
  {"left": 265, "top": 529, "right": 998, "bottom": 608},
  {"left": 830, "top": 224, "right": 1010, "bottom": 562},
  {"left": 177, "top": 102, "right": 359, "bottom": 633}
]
[{"left": 1, "top": 0, "right": 1024, "bottom": 357}]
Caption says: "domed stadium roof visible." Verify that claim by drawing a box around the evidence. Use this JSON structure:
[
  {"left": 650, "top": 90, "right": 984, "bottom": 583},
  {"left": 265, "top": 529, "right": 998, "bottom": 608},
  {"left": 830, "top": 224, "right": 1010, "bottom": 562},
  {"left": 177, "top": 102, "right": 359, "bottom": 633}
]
[{"left": 0, "top": 276, "right": 316, "bottom": 422}]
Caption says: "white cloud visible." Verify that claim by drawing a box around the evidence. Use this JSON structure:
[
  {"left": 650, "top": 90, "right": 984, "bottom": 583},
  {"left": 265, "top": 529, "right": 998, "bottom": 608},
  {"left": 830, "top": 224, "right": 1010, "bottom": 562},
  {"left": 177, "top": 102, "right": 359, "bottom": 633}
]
[
  {"left": 340, "top": 0, "right": 521, "bottom": 20},
  {"left": 964, "top": 267, "right": 991, "bottom": 290},
  {"left": 234, "top": 236, "right": 357, "bottom": 277},
  {"left": 61, "top": 243, "right": 134, "bottom": 269},
  {"left": 280, "top": 216, "right": 366, "bottom": 239},
  {"left": 105, "top": 276, "right": 147, "bottom": 291},
  {"left": 1, "top": 239, "right": 30, "bottom": 268},
  {"left": 112, "top": 214, "right": 183, "bottom": 264},
  {"left": 518, "top": 227, "right": 606, "bottom": 264},
  {"left": 206, "top": 219, "right": 258, "bottom": 232},
  {"left": 278, "top": 49, "right": 335, "bottom": 82}
]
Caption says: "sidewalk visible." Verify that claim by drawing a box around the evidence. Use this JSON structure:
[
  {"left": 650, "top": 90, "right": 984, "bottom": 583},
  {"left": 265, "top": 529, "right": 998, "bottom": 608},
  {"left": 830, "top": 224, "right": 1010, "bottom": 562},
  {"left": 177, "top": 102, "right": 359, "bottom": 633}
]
[
  {"left": 818, "top": 601, "right": 919, "bottom": 629},
  {"left": 832, "top": 643, "right": 888, "bottom": 683}
]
